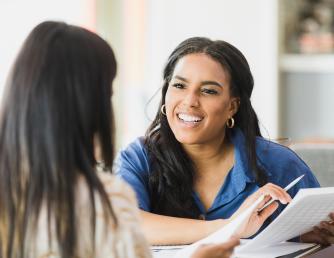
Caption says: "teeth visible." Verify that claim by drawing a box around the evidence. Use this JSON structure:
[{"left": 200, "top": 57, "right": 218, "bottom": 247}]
[{"left": 178, "top": 113, "right": 203, "bottom": 122}]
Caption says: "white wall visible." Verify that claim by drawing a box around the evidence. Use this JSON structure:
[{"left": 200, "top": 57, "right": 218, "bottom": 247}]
[
  {"left": 142, "top": 0, "right": 279, "bottom": 141},
  {"left": 1, "top": 0, "right": 280, "bottom": 147},
  {"left": 0, "top": 0, "right": 96, "bottom": 98}
]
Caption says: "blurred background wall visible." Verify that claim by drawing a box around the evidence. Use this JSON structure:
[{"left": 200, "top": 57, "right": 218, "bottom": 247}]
[
  {"left": 0, "top": 0, "right": 96, "bottom": 96},
  {"left": 1, "top": 0, "right": 334, "bottom": 151}
]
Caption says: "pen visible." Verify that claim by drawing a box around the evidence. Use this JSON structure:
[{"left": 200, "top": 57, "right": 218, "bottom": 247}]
[{"left": 257, "top": 174, "right": 305, "bottom": 212}]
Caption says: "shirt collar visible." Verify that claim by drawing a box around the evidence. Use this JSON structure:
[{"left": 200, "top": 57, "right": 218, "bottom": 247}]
[
  {"left": 205, "top": 128, "right": 257, "bottom": 211},
  {"left": 194, "top": 128, "right": 264, "bottom": 213}
]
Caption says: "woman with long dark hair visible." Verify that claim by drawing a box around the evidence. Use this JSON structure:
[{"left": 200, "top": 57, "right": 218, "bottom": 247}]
[
  {"left": 0, "top": 22, "right": 240, "bottom": 258},
  {"left": 0, "top": 20, "right": 138, "bottom": 258},
  {"left": 116, "top": 37, "right": 334, "bottom": 245}
]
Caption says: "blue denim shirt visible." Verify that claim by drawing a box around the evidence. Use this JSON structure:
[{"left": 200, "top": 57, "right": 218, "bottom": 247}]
[{"left": 115, "top": 129, "right": 320, "bottom": 227}]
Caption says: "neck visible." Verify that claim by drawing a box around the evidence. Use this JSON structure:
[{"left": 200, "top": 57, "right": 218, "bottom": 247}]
[{"left": 182, "top": 135, "right": 232, "bottom": 174}]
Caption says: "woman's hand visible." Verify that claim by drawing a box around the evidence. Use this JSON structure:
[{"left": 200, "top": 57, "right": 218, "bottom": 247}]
[
  {"left": 191, "top": 237, "right": 240, "bottom": 258},
  {"left": 300, "top": 212, "right": 334, "bottom": 245},
  {"left": 231, "top": 183, "right": 292, "bottom": 238}
]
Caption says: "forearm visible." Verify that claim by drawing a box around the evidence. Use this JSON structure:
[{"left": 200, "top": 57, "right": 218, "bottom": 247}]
[{"left": 139, "top": 210, "right": 229, "bottom": 245}]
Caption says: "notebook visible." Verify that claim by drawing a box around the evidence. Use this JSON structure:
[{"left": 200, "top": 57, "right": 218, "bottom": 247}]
[
  {"left": 237, "top": 187, "right": 334, "bottom": 253},
  {"left": 172, "top": 187, "right": 334, "bottom": 258}
]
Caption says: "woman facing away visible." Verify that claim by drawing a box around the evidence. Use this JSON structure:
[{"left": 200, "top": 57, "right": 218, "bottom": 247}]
[
  {"left": 0, "top": 22, "right": 239, "bottom": 258},
  {"left": 116, "top": 37, "right": 334, "bottom": 245}
]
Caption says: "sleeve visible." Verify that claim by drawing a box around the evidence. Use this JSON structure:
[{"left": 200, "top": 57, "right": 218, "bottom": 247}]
[
  {"left": 261, "top": 142, "right": 320, "bottom": 198},
  {"left": 288, "top": 165, "right": 320, "bottom": 198},
  {"left": 97, "top": 174, "right": 153, "bottom": 258},
  {"left": 266, "top": 146, "right": 320, "bottom": 223},
  {"left": 270, "top": 151, "right": 320, "bottom": 243},
  {"left": 114, "top": 138, "right": 152, "bottom": 211},
  {"left": 279, "top": 150, "right": 320, "bottom": 199}
]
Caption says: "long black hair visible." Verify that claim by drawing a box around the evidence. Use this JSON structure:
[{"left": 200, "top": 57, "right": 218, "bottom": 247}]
[
  {"left": 145, "top": 37, "right": 267, "bottom": 218},
  {"left": 0, "top": 21, "right": 117, "bottom": 258}
]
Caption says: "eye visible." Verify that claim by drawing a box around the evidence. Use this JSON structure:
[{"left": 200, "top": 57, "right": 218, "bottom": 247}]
[
  {"left": 171, "top": 82, "right": 185, "bottom": 89},
  {"left": 201, "top": 88, "right": 218, "bottom": 95}
]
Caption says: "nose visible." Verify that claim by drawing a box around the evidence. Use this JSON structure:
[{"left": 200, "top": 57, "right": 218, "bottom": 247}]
[
  {"left": 183, "top": 91, "right": 199, "bottom": 107},
  {"left": 182, "top": 90, "right": 200, "bottom": 108}
]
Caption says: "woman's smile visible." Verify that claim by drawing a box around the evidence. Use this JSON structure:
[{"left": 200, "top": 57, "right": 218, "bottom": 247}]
[
  {"left": 176, "top": 112, "right": 204, "bottom": 128},
  {"left": 165, "top": 53, "right": 238, "bottom": 145}
]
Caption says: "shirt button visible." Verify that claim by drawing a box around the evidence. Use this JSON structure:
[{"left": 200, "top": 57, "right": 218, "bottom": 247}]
[{"left": 198, "top": 214, "right": 206, "bottom": 220}]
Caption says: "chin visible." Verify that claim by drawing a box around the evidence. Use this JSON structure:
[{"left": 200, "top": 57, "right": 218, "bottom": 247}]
[{"left": 174, "top": 134, "right": 203, "bottom": 145}]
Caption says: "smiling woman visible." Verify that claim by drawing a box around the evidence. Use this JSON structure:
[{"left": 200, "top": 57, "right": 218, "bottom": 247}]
[
  {"left": 115, "top": 37, "right": 333, "bottom": 246},
  {"left": 0, "top": 23, "right": 240, "bottom": 258},
  {"left": 165, "top": 53, "right": 239, "bottom": 146}
]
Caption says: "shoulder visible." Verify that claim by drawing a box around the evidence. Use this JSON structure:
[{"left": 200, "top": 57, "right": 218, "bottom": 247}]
[
  {"left": 98, "top": 172, "right": 138, "bottom": 210},
  {"left": 232, "top": 129, "right": 308, "bottom": 173},
  {"left": 255, "top": 137, "right": 303, "bottom": 165},
  {"left": 115, "top": 137, "right": 149, "bottom": 172},
  {"left": 255, "top": 136, "right": 307, "bottom": 171},
  {"left": 121, "top": 137, "right": 147, "bottom": 158},
  {"left": 255, "top": 137, "right": 319, "bottom": 188},
  {"left": 96, "top": 173, "right": 152, "bottom": 258},
  {"left": 76, "top": 172, "right": 139, "bottom": 216},
  {"left": 114, "top": 138, "right": 152, "bottom": 210}
]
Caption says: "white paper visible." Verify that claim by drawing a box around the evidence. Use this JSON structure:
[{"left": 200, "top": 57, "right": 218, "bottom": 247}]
[
  {"left": 154, "top": 187, "right": 333, "bottom": 258},
  {"left": 173, "top": 195, "right": 265, "bottom": 258},
  {"left": 151, "top": 242, "right": 318, "bottom": 258},
  {"left": 152, "top": 248, "right": 180, "bottom": 258},
  {"left": 238, "top": 187, "right": 334, "bottom": 252},
  {"left": 151, "top": 245, "right": 188, "bottom": 251},
  {"left": 234, "top": 242, "right": 318, "bottom": 258}
]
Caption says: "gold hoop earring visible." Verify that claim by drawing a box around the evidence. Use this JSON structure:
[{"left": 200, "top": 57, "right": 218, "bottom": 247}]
[
  {"left": 160, "top": 104, "right": 166, "bottom": 115},
  {"left": 226, "top": 117, "right": 235, "bottom": 128}
]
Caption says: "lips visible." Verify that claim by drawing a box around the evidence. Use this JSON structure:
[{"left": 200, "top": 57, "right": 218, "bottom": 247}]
[{"left": 177, "top": 113, "right": 204, "bottom": 123}]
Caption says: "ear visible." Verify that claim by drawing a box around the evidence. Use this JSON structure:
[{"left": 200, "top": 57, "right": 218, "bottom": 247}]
[{"left": 229, "top": 97, "right": 240, "bottom": 117}]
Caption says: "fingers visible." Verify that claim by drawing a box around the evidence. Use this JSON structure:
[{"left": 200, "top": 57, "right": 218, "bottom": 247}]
[
  {"left": 264, "top": 183, "right": 292, "bottom": 203},
  {"left": 313, "top": 226, "right": 332, "bottom": 245},
  {"left": 301, "top": 229, "right": 329, "bottom": 245},
  {"left": 192, "top": 238, "right": 240, "bottom": 258},
  {"left": 330, "top": 212, "right": 334, "bottom": 221},
  {"left": 256, "top": 195, "right": 272, "bottom": 210},
  {"left": 317, "top": 212, "right": 334, "bottom": 244},
  {"left": 212, "top": 238, "right": 240, "bottom": 258},
  {"left": 257, "top": 202, "right": 279, "bottom": 221},
  {"left": 319, "top": 221, "right": 334, "bottom": 235},
  {"left": 219, "top": 237, "right": 240, "bottom": 249},
  {"left": 258, "top": 183, "right": 292, "bottom": 205},
  {"left": 301, "top": 216, "right": 334, "bottom": 246},
  {"left": 239, "top": 183, "right": 291, "bottom": 212}
]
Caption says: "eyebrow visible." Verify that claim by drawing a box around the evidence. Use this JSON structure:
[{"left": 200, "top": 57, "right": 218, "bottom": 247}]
[{"left": 173, "top": 75, "right": 223, "bottom": 88}]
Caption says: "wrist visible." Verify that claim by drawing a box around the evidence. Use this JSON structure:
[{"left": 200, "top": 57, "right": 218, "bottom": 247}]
[{"left": 206, "top": 219, "right": 229, "bottom": 236}]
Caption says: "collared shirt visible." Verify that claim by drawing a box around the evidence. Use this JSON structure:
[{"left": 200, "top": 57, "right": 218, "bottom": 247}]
[{"left": 115, "top": 129, "right": 320, "bottom": 226}]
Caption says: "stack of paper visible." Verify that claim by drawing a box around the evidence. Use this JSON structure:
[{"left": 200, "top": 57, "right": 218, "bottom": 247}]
[
  {"left": 236, "top": 187, "right": 334, "bottom": 255},
  {"left": 170, "top": 187, "right": 334, "bottom": 258}
]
